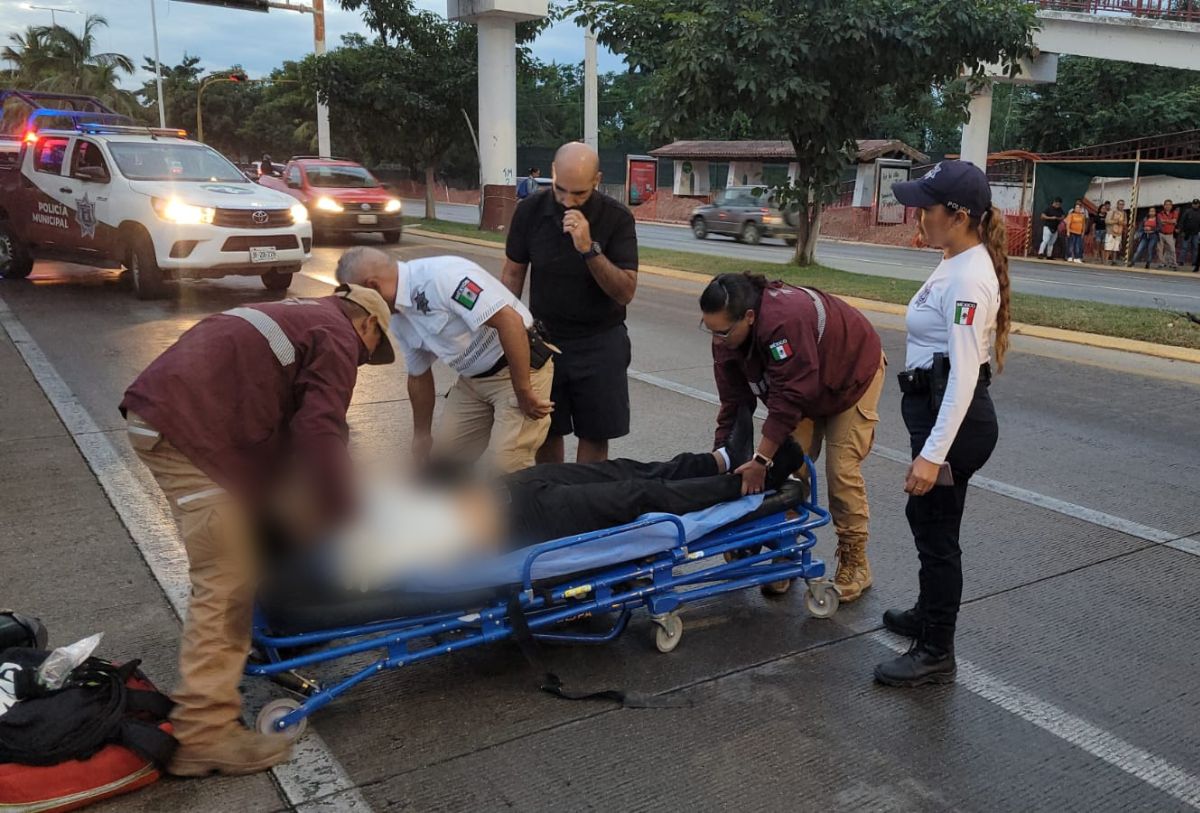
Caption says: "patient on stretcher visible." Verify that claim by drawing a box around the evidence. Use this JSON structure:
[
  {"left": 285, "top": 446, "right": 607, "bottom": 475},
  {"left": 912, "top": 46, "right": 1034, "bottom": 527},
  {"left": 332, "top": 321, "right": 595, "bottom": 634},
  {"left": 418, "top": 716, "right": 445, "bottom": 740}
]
[{"left": 335, "top": 429, "right": 804, "bottom": 591}]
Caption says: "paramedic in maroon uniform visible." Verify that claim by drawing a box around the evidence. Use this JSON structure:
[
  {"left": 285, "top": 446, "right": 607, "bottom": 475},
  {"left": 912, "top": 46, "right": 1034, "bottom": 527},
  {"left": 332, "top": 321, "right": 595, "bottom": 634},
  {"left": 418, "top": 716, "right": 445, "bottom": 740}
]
[
  {"left": 701, "top": 272, "right": 885, "bottom": 602},
  {"left": 120, "top": 284, "right": 396, "bottom": 777}
]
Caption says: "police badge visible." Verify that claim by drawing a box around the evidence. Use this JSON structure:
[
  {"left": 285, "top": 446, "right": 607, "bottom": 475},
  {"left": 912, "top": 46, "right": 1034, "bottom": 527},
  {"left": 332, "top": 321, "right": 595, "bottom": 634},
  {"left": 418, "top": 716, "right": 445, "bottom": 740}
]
[{"left": 75, "top": 193, "right": 98, "bottom": 239}]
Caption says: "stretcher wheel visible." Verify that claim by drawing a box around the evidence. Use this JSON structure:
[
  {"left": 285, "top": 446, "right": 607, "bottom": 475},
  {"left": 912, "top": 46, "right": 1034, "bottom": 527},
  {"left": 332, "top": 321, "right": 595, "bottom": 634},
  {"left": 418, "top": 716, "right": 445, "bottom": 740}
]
[
  {"left": 804, "top": 583, "right": 839, "bottom": 619},
  {"left": 653, "top": 614, "right": 683, "bottom": 653},
  {"left": 256, "top": 698, "right": 308, "bottom": 740}
]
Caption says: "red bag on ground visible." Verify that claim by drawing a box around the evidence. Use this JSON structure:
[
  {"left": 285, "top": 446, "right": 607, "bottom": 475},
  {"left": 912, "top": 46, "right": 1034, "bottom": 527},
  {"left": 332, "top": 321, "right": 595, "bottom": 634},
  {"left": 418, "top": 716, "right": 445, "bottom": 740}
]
[{"left": 0, "top": 657, "right": 176, "bottom": 813}]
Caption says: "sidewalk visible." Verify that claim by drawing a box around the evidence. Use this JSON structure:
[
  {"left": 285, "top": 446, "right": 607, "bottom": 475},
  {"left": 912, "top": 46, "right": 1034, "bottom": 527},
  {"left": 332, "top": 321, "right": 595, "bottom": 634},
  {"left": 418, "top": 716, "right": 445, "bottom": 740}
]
[{"left": 0, "top": 328, "right": 284, "bottom": 812}]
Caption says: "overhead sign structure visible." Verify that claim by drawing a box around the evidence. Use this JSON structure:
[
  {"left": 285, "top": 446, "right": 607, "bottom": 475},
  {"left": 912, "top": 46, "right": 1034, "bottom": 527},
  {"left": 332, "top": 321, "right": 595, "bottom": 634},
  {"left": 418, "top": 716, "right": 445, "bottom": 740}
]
[{"left": 170, "top": 0, "right": 269, "bottom": 10}]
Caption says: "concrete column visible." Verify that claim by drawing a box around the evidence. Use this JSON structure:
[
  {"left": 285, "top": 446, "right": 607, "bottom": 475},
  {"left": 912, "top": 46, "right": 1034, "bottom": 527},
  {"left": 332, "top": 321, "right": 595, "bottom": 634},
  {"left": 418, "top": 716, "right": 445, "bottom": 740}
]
[
  {"left": 959, "top": 81, "right": 994, "bottom": 169},
  {"left": 584, "top": 29, "right": 598, "bottom": 149},
  {"left": 477, "top": 16, "right": 518, "bottom": 188}
]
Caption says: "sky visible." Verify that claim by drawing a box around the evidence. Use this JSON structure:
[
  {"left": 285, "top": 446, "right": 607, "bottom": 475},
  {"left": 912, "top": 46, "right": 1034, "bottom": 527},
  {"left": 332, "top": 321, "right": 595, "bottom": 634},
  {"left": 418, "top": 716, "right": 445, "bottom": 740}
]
[{"left": 0, "top": 0, "right": 625, "bottom": 86}]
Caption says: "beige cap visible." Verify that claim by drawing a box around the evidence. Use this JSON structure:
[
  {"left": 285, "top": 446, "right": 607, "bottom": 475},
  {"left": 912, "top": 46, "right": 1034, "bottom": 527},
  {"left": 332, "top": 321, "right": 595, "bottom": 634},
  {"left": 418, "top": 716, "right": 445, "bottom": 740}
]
[{"left": 335, "top": 283, "right": 397, "bottom": 365}]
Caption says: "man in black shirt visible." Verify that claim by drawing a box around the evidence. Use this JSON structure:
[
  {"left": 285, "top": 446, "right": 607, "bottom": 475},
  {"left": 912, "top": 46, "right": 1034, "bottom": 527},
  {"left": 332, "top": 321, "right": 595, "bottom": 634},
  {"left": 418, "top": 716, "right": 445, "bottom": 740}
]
[
  {"left": 1038, "top": 197, "right": 1064, "bottom": 259},
  {"left": 502, "top": 142, "right": 639, "bottom": 464}
]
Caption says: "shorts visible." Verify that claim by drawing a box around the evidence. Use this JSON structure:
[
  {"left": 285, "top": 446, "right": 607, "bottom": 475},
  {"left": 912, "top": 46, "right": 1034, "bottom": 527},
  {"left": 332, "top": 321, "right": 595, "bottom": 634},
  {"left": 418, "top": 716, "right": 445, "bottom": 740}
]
[
  {"left": 1104, "top": 232, "right": 1122, "bottom": 251},
  {"left": 548, "top": 323, "right": 631, "bottom": 440}
]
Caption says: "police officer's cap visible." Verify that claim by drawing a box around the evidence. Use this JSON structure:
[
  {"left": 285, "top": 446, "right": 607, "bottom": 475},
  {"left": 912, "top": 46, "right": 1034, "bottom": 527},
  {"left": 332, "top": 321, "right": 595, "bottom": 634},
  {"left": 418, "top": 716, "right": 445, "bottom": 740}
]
[{"left": 892, "top": 160, "right": 992, "bottom": 218}]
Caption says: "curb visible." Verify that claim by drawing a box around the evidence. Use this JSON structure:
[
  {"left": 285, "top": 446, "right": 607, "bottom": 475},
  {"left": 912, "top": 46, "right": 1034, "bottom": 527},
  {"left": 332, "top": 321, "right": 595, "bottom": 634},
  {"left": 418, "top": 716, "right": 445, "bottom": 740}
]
[
  {"left": 405, "top": 228, "right": 1200, "bottom": 365},
  {"left": 1021, "top": 255, "right": 1200, "bottom": 280}
]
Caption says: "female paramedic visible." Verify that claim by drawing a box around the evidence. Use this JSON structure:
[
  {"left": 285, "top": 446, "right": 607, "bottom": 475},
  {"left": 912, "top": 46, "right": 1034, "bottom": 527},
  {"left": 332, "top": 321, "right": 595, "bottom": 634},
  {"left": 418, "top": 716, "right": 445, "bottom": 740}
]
[
  {"left": 701, "top": 272, "right": 884, "bottom": 602},
  {"left": 874, "top": 160, "right": 1010, "bottom": 688}
]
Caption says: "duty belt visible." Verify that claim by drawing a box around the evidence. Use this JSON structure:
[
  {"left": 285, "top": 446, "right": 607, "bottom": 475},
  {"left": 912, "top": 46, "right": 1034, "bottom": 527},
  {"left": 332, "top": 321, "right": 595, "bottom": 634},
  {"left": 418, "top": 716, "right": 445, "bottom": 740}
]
[
  {"left": 897, "top": 362, "right": 991, "bottom": 395},
  {"left": 472, "top": 322, "right": 557, "bottom": 379}
]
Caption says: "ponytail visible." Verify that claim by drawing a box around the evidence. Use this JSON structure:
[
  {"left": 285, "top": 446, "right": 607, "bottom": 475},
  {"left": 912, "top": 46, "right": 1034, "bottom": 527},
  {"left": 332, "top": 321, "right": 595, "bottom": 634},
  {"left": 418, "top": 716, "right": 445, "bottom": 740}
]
[{"left": 978, "top": 206, "right": 1011, "bottom": 372}]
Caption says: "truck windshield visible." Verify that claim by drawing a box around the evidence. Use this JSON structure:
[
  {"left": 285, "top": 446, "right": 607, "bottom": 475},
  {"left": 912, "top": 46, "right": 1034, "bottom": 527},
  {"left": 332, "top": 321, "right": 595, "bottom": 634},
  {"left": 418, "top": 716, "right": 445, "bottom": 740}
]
[
  {"left": 305, "top": 165, "right": 379, "bottom": 188},
  {"left": 107, "top": 142, "right": 247, "bottom": 182}
]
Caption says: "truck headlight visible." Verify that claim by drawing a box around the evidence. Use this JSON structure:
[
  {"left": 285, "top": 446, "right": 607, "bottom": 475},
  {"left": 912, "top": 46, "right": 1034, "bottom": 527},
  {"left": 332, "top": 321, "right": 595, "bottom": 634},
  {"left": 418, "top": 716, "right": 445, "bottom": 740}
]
[
  {"left": 384, "top": 199, "right": 402, "bottom": 213},
  {"left": 315, "top": 196, "right": 343, "bottom": 213},
  {"left": 152, "top": 197, "right": 214, "bottom": 225},
  {"left": 290, "top": 203, "right": 309, "bottom": 224}
]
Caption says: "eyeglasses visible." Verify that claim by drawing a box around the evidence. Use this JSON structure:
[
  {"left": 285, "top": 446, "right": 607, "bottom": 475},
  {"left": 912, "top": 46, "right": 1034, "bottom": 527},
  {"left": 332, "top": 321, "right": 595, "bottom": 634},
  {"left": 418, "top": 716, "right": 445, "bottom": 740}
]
[{"left": 699, "top": 318, "right": 739, "bottom": 338}]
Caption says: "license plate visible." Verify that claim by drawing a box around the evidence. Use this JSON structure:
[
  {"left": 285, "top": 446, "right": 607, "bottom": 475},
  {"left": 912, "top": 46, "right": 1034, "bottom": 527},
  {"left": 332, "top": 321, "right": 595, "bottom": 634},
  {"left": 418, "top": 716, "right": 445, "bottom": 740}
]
[
  {"left": 357, "top": 214, "right": 378, "bottom": 225},
  {"left": 249, "top": 247, "right": 277, "bottom": 263}
]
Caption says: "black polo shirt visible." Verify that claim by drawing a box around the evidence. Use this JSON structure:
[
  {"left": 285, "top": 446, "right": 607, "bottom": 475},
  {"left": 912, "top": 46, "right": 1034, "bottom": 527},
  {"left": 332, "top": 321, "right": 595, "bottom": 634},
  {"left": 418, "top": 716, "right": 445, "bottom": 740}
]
[{"left": 505, "top": 189, "right": 639, "bottom": 340}]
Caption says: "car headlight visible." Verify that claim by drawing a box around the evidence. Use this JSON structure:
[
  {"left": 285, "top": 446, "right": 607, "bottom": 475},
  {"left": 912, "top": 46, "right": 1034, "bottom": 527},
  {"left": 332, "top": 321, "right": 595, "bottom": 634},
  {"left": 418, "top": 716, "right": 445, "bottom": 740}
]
[
  {"left": 384, "top": 198, "right": 402, "bottom": 213},
  {"left": 290, "top": 203, "right": 309, "bottom": 224},
  {"left": 315, "top": 196, "right": 343, "bottom": 213},
  {"left": 152, "top": 197, "right": 214, "bottom": 225}
]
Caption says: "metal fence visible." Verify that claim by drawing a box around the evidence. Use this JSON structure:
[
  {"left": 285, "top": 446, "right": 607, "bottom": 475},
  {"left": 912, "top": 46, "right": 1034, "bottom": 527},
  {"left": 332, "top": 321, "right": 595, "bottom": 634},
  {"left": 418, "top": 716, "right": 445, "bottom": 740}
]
[{"left": 1036, "top": 0, "right": 1200, "bottom": 23}]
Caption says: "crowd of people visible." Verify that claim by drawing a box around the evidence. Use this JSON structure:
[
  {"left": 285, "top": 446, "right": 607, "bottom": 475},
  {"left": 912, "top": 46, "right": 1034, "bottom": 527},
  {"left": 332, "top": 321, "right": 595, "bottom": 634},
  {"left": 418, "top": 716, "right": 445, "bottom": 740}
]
[{"left": 1039, "top": 195, "right": 1200, "bottom": 271}]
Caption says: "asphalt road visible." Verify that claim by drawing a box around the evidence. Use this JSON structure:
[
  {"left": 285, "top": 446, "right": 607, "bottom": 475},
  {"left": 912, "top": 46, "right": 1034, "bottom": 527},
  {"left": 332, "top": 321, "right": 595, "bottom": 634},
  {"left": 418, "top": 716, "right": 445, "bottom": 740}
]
[
  {"left": 2, "top": 234, "right": 1198, "bottom": 812},
  {"left": 406, "top": 198, "right": 1200, "bottom": 313}
]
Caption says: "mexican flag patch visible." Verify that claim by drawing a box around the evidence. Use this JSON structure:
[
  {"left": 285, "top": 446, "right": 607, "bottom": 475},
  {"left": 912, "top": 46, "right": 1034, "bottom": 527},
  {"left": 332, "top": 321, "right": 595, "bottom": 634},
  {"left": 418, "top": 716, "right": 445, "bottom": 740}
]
[
  {"left": 453, "top": 277, "right": 482, "bottom": 310},
  {"left": 954, "top": 301, "right": 977, "bottom": 326},
  {"left": 768, "top": 338, "right": 793, "bottom": 361}
]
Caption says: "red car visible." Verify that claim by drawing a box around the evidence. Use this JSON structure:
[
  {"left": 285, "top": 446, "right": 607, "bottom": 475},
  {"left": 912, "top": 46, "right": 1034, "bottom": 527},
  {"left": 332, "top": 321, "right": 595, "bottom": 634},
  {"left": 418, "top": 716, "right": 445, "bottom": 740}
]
[{"left": 260, "top": 156, "right": 402, "bottom": 243}]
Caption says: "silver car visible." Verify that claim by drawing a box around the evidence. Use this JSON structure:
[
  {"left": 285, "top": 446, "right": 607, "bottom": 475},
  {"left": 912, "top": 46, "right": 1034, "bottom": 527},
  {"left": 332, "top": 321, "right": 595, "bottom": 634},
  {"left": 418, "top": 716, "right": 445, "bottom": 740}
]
[{"left": 690, "top": 186, "right": 798, "bottom": 245}]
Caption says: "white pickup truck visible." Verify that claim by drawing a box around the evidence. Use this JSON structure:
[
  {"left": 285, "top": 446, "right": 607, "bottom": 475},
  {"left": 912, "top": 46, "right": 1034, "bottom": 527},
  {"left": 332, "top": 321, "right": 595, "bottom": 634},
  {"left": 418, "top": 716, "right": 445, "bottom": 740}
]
[{"left": 0, "top": 117, "right": 312, "bottom": 299}]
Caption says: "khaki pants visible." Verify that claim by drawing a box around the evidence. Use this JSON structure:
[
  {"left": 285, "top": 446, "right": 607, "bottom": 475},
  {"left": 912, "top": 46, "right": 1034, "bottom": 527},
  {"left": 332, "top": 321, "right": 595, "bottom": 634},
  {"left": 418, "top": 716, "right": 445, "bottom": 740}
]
[
  {"left": 1159, "top": 233, "right": 1177, "bottom": 266},
  {"left": 126, "top": 413, "right": 256, "bottom": 747},
  {"left": 790, "top": 356, "right": 885, "bottom": 549},
  {"left": 434, "top": 360, "right": 554, "bottom": 473}
]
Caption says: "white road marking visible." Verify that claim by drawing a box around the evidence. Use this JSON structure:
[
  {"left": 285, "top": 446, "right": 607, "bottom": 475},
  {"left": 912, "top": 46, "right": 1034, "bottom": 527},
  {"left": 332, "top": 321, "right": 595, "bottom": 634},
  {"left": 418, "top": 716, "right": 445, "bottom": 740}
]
[
  {"left": 628, "top": 368, "right": 1198, "bottom": 559},
  {"left": 0, "top": 297, "right": 373, "bottom": 813},
  {"left": 869, "top": 633, "right": 1200, "bottom": 809},
  {"left": 629, "top": 366, "right": 1200, "bottom": 804}
]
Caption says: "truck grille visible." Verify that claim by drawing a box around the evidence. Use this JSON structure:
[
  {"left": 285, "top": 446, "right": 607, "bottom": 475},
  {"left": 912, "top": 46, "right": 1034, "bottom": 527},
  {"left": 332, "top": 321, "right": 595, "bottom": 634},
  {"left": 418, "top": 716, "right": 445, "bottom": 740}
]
[{"left": 213, "top": 208, "right": 294, "bottom": 228}]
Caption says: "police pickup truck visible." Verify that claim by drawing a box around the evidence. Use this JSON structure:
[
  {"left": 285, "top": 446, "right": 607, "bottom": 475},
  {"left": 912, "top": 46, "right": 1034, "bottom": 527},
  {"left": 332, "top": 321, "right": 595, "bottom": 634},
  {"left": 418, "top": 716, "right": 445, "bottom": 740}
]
[{"left": 0, "top": 96, "right": 312, "bottom": 299}]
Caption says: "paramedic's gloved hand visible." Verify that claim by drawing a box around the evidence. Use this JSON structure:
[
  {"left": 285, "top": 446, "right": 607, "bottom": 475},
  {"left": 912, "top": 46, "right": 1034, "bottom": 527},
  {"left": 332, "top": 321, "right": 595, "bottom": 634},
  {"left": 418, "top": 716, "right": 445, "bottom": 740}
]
[
  {"left": 515, "top": 385, "right": 553, "bottom": 420},
  {"left": 735, "top": 458, "right": 767, "bottom": 495},
  {"left": 412, "top": 432, "right": 433, "bottom": 467}
]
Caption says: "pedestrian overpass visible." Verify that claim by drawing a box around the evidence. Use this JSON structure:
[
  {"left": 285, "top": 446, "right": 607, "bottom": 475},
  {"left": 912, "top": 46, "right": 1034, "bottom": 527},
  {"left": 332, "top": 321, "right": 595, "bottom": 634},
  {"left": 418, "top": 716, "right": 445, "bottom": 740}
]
[{"left": 960, "top": 0, "right": 1200, "bottom": 166}]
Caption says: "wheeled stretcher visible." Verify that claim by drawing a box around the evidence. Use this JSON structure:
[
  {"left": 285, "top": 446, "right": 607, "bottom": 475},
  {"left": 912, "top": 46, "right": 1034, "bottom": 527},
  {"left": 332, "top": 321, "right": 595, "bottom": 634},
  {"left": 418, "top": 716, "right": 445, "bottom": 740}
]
[{"left": 246, "top": 459, "right": 835, "bottom": 737}]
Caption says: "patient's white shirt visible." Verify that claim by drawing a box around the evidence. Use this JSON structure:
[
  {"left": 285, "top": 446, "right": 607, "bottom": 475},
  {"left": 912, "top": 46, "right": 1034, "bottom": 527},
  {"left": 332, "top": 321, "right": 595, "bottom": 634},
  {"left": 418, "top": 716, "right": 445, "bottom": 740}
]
[{"left": 336, "top": 481, "right": 476, "bottom": 591}]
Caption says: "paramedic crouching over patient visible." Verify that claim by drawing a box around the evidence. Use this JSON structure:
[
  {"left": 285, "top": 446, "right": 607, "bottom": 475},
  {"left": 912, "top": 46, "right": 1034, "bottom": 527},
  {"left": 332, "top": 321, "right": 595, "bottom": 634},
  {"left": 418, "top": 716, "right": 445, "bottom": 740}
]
[
  {"left": 875, "top": 160, "right": 1009, "bottom": 687},
  {"left": 120, "top": 284, "right": 396, "bottom": 776}
]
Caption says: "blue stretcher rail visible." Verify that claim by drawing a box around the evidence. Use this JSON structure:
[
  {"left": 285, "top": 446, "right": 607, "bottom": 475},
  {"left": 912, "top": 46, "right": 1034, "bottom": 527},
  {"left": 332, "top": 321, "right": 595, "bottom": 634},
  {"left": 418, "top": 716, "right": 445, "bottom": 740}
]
[{"left": 246, "top": 459, "right": 834, "bottom": 736}]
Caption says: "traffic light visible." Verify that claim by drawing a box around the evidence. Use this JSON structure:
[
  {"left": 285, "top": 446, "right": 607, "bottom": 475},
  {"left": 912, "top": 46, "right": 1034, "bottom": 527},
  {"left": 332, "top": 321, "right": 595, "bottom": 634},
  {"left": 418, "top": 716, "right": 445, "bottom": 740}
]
[{"left": 169, "top": 1, "right": 270, "bottom": 11}]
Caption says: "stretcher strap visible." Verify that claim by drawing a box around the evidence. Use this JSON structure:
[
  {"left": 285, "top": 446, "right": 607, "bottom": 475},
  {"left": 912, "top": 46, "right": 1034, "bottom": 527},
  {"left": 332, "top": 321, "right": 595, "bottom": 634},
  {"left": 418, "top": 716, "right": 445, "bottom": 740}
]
[{"left": 504, "top": 595, "right": 691, "bottom": 710}]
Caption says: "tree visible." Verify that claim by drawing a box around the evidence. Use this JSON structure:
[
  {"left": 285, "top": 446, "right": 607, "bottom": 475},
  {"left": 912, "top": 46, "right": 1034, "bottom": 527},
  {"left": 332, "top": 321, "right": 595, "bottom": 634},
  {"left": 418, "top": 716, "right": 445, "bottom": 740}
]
[
  {"left": 2, "top": 17, "right": 138, "bottom": 116},
  {"left": 135, "top": 53, "right": 203, "bottom": 130},
  {"left": 304, "top": 27, "right": 477, "bottom": 216},
  {"left": 990, "top": 56, "right": 1200, "bottom": 154},
  {"left": 572, "top": 0, "right": 1036, "bottom": 265}
]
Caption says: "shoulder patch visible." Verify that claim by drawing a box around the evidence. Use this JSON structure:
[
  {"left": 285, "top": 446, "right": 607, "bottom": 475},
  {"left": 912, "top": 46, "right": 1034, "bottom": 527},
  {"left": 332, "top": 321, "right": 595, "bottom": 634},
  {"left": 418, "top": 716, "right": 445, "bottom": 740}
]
[
  {"left": 452, "top": 277, "right": 482, "bottom": 310},
  {"left": 768, "top": 338, "right": 793, "bottom": 361},
  {"left": 954, "top": 301, "right": 978, "bottom": 326}
]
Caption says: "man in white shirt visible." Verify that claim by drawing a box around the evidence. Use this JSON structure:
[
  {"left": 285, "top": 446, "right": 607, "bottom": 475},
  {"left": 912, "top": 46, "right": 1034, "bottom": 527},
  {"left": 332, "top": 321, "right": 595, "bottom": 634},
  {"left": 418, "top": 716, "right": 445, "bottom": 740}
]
[{"left": 335, "top": 247, "right": 554, "bottom": 472}]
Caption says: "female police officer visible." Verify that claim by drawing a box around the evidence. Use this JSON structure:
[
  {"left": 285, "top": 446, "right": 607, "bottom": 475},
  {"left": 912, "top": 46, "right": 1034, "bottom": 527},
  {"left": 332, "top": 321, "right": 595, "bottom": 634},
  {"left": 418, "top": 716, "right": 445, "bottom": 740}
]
[
  {"left": 701, "top": 272, "right": 885, "bottom": 602},
  {"left": 873, "top": 160, "right": 1011, "bottom": 687}
]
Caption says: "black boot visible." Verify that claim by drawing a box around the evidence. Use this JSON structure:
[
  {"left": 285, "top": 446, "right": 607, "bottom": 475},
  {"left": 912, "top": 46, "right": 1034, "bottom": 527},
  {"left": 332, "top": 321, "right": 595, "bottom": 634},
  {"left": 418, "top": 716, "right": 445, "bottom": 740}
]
[
  {"left": 720, "top": 403, "right": 755, "bottom": 471},
  {"left": 882, "top": 607, "right": 923, "bottom": 638},
  {"left": 874, "top": 625, "right": 956, "bottom": 687},
  {"left": 766, "top": 436, "right": 805, "bottom": 491}
]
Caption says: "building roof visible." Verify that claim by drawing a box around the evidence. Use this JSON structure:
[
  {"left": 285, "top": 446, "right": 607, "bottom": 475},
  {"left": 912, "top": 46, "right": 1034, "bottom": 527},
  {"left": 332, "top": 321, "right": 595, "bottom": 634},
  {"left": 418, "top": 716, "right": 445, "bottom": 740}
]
[{"left": 649, "top": 139, "right": 929, "bottom": 164}]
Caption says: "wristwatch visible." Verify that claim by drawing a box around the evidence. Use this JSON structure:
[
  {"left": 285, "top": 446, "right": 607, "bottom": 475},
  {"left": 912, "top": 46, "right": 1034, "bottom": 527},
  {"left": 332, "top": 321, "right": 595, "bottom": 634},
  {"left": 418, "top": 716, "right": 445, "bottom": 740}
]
[
  {"left": 580, "top": 241, "right": 603, "bottom": 259},
  {"left": 752, "top": 452, "right": 774, "bottom": 469}
]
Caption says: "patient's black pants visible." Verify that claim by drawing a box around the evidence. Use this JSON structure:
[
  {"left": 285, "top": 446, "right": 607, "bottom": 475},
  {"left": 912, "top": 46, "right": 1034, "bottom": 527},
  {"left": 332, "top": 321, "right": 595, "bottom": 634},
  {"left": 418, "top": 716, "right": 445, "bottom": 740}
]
[{"left": 502, "top": 453, "right": 739, "bottom": 545}]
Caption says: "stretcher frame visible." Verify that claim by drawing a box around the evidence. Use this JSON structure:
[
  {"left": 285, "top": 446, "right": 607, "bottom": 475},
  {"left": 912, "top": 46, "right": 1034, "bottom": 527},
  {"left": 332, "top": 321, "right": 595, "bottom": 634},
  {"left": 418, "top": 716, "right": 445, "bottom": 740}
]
[{"left": 246, "top": 459, "right": 834, "bottom": 735}]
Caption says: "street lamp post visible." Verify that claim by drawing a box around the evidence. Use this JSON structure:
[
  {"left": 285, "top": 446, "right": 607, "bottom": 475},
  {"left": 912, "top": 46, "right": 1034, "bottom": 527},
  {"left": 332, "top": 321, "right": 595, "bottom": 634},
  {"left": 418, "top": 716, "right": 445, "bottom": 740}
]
[
  {"left": 22, "top": 4, "right": 82, "bottom": 31},
  {"left": 149, "top": 0, "right": 167, "bottom": 128},
  {"left": 195, "top": 72, "right": 246, "bottom": 143}
]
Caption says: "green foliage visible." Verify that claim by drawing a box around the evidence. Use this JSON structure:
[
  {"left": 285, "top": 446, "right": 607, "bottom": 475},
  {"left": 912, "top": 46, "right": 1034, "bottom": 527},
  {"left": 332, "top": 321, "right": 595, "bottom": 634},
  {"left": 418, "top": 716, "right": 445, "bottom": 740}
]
[{"left": 990, "top": 56, "right": 1200, "bottom": 153}]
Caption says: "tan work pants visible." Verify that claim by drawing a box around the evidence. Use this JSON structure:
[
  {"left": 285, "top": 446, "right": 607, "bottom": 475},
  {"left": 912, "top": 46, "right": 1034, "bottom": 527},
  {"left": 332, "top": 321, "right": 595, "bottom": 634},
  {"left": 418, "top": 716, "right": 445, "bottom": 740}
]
[
  {"left": 126, "top": 413, "right": 256, "bottom": 747},
  {"left": 434, "top": 360, "right": 554, "bottom": 473},
  {"left": 790, "top": 355, "right": 886, "bottom": 549}
]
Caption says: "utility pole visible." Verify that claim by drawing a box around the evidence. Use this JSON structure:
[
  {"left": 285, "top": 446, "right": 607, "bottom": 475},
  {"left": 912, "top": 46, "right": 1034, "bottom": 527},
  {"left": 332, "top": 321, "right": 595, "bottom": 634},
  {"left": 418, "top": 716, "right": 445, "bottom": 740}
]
[{"left": 149, "top": 0, "right": 167, "bottom": 128}]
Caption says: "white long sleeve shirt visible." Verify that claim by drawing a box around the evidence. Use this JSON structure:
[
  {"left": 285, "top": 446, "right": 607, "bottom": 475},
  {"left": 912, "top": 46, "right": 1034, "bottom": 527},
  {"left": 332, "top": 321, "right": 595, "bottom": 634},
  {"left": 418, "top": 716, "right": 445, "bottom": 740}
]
[{"left": 904, "top": 244, "right": 999, "bottom": 465}]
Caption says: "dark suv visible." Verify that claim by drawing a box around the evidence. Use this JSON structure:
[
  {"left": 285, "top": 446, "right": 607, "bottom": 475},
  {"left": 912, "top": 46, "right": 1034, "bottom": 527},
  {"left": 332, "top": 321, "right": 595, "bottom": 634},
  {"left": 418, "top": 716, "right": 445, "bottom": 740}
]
[{"left": 690, "top": 185, "right": 798, "bottom": 245}]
